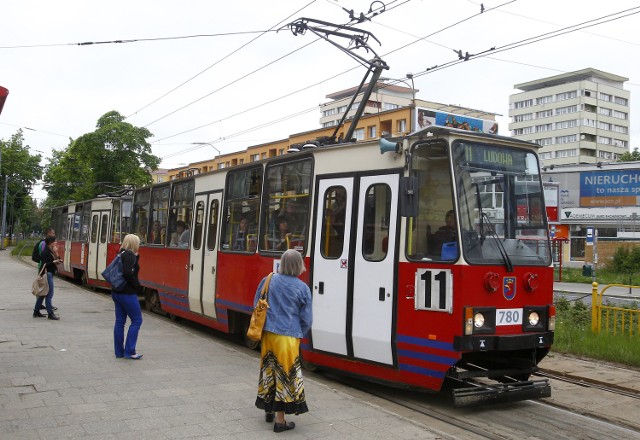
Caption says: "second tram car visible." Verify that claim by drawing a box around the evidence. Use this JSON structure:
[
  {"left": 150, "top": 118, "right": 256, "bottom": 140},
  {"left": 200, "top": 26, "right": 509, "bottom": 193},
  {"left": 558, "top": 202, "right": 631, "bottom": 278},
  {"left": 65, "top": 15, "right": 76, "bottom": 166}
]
[{"left": 52, "top": 126, "right": 554, "bottom": 406}]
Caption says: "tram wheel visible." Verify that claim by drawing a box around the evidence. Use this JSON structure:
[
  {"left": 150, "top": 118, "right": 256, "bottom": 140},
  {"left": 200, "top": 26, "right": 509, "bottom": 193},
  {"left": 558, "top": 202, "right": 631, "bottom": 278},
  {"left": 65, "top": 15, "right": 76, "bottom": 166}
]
[
  {"left": 301, "top": 357, "right": 317, "bottom": 372},
  {"left": 145, "top": 290, "right": 162, "bottom": 314}
]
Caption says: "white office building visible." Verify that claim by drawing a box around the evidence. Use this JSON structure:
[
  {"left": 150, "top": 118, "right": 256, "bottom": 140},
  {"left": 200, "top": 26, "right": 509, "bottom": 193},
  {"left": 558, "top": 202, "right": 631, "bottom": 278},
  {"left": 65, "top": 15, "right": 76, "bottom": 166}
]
[{"left": 509, "top": 68, "right": 630, "bottom": 167}]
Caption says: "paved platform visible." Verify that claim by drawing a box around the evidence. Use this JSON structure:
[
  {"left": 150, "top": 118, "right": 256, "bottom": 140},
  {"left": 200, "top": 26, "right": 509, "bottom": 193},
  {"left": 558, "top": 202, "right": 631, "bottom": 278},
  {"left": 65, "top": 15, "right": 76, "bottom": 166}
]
[
  {"left": 0, "top": 250, "right": 443, "bottom": 439},
  {"left": 2, "top": 248, "right": 640, "bottom": 439}
]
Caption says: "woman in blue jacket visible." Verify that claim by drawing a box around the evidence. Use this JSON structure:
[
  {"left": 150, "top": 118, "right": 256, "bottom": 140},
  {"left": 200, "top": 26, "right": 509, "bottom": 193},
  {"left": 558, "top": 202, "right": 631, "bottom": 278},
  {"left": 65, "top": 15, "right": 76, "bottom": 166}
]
[
  {"left": 254, "top": 249, "right": 312, "bottom": 433},
  {"left": 111, "top": 234, "right": 143, "bottom": 359}
]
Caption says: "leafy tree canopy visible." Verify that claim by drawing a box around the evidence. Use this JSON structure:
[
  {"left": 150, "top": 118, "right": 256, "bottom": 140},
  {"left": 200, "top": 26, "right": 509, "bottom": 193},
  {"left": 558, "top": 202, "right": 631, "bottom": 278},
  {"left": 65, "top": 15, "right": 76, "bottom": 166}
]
[
  {"left": 0, "top": 130, "right": 44, "bottom": 235},
  {"left": 43, "top": 111, "right": 160, "bottom": 207},
  {"left": 618, "top": 148, "right": 640, "bottom": 162}
]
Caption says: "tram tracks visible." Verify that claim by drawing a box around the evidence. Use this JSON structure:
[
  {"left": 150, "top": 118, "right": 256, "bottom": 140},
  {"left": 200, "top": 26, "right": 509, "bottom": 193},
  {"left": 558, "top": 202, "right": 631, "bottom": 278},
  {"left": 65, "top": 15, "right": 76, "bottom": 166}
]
[{"left": 536, "top": 369, "right": 640, "bottom": 400}]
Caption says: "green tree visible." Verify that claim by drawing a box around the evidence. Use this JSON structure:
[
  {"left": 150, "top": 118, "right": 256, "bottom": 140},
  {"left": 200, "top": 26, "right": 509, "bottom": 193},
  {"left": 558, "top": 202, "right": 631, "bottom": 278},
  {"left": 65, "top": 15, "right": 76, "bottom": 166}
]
[
  {"left": 618, "top": 148, "right": 640, "bottom": 162},
  {"left": 43, "top": 111, "right": 160, "bottom": 206},
  {"left": 0, "top": 130, "right": 43, "bottom": 237}
]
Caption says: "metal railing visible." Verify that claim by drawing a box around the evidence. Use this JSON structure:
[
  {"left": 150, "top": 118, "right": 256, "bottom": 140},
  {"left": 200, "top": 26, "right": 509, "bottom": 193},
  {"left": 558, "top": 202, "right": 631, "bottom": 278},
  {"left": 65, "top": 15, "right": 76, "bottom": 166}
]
[{"left": 591, "top": 282, "right": 640, "bottom": 336}]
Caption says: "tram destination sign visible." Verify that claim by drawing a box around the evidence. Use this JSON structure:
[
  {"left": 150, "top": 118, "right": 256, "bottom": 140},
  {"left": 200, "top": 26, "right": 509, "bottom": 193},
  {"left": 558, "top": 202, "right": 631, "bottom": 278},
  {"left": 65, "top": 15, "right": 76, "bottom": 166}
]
[{"left": 457, "top": 143, "right": 527, "bottom": 173}]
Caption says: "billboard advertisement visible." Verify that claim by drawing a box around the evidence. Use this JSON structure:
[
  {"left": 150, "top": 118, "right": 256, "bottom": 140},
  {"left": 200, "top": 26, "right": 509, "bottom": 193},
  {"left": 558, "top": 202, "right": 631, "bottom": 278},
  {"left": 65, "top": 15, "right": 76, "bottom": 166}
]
[{"left": 415, "top": 107, "right": 498, "bottom": 134}]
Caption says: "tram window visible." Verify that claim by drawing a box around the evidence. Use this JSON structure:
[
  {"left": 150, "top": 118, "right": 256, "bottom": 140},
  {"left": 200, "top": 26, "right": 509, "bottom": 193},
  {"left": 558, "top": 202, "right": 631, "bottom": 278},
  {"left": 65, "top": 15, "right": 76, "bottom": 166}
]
[
  {"left": 64, "top": 215, "right": 73, "bottom": 242},
  {"left": 81, "top": 203, "right": 91, "bottom": 241},
  {"left": 149, "top": 185, "right": 170, "bottom": 245},
  {"left": 221, "top": 166, "right": 262, "bottom": 252},
  {"left": 121, "top": 200, "right": 132, "bottom": 238},
  {"left": 90, "top": 214, "right": 99, "bottom": 244},
  {"left": 112, "top": 201, "right": 122, "bottom": 244},
  {"left": 362, "top": 184, "right": 391, "bottom": 262},
  {"left": 133, "top": 189, "right": 150, "bottom": 245},
  {"left": 206, "top": 199, "right": 219, "bottom": 251},
  {"left": 100, "top": 214, "right": 108, "bottom": 243},
  {"left": 168, "top": 180, "right": 194, "bottom": 248},
  {"left": 72, "top": 212, "right": 82, "bottom": 241},
  {"left": 260, "top": 158, "right": 312, "bottom": 253},
  {"left": 406, "top": 141, "right": 457, "bottom": 261},
  {"left": 320, "top": 186, "right": 346, "bottom": 259},
  {"left": 193, "top": 201, "right": 205, "bottom": 250}
]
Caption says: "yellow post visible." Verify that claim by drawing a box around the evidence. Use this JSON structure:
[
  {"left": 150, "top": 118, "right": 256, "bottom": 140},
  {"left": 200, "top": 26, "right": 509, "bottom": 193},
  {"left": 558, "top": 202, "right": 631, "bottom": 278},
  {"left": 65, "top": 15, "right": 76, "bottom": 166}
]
[{"left": 591, "top": 282, "right": 599, "bottom": 332}]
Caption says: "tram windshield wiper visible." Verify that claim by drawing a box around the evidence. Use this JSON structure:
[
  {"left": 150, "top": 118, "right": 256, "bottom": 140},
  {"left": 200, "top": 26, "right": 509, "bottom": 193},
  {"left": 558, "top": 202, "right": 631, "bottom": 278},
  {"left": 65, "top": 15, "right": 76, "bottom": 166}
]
[{"left": 482, "top": 212, "right": 513, "bottom": 273}]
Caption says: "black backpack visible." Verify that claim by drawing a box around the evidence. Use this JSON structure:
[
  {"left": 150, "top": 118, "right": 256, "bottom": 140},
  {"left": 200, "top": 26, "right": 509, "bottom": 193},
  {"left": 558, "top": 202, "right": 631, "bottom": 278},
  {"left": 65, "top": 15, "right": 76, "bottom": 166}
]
[{"left": 31, "top": 239, "right": 43, "bottom": 263}]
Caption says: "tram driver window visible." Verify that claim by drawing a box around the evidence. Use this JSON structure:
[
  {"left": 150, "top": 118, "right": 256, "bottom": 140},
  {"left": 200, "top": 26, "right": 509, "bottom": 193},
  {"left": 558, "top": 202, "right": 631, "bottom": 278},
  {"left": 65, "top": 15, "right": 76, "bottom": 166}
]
[{"left": 405, "top": 141, "right": 457, "bottom": 261}]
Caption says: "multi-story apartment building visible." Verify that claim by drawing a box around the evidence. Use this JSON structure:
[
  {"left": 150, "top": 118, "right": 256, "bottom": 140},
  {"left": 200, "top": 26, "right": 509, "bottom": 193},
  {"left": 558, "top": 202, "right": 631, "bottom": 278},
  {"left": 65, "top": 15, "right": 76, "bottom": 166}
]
[{"left": 509, "top": 68, "right": 630, "bottom": 167}]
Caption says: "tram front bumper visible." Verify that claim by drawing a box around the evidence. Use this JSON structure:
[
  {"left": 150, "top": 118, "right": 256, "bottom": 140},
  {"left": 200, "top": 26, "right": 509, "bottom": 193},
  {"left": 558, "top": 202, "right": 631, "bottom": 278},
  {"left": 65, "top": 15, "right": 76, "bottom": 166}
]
[{"left": 453, "top": 331, "right": 554, "bottom": 352}]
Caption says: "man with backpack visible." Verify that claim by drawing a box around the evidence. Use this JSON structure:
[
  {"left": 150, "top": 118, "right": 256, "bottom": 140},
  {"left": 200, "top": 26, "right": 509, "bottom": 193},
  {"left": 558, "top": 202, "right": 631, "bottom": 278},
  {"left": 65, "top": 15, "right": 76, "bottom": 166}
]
[{"left": 32, "top": 228, "right": 58, "bottom": 311}]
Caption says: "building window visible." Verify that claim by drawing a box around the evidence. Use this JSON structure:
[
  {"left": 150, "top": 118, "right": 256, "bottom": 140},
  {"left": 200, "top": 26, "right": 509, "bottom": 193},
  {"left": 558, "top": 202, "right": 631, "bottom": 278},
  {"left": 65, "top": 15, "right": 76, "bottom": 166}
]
[
  {"left": 582, "top": 119, "right": 596, "bottom": 127},
  {"left": 556, "top": 120, "right": 577, "bottom": 129},
  {"left": 612, "top": 110, "right": 628, "bottom": 120},
  {"left": 368, "top": 125, "right": 377, "bottom": 138},
  {"left": 337, "top": 105, "right": 348, "bottom": 114},
  {"left": 514, "top": 113, "right": 533, "bottom": 122},
  {"left": 539, "top": 151, "right": 554, "bottom": 159},
  {"left": 598, "top": 121, "right": 611, "bottom": 130},
  {"left": 556, "top": 90, "right": 577, "bottom": 101},
  {"left": 354, "top": 128, "right": 365, "bottom": 141},
  {"left": 556, "top": 105, "right": 577, "bottom": 115},
  {"left": 598, "top": 92, "right": 612, "bottom": 102},
  {"left": 614, "top": 96, "right": 628, "bottom": 106},
  {"left": 556, "top": 148, "right": 577, "bottom": 158},
  {"left": 612, "top": 139, "right": 628, "bottom": 148},
  {"left": 613, "top": 125, "right": 628, "bottom": 134},
  {"left": 514, "top": 99, "right": 533, "bottom": 109},
  {"left": 535, "top": 124, "right": 552, "bottom": 133},
  {"left": 598, "top": 107, "right": 612, "bottom": 117},
  {"left": 397, "top": 119, "right": 407, "bottom": 133},
  {"left": 556, "top": 135, "right": 577, "bottom": 144},
  {"left": 536, "top": 95, "right": 553, "bottom": 105},
  {"left": 322, "top": 121, "right": 336, "bottom": 128},
  {"left": 535, "top": 110, "right": 552, "bottom": 118},
  {"left": 383, "top": 102, "right": 400, "bottom": 110},
  {"left": 598, "top": 136, "right": 611, "bottom": 145},
  {"left": 250, "top": 154, "right": 260, "bottom": 162},
  {"left": 537, "top": 137, "right": 553, "bottom": 146}
]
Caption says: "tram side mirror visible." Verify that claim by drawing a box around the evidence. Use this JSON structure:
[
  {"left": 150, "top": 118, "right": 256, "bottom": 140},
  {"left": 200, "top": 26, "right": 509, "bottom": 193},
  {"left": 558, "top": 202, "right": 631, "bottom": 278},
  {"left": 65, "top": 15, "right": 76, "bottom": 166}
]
[{"left": 399, "top": 176, "right": 418, "bottom": 217}]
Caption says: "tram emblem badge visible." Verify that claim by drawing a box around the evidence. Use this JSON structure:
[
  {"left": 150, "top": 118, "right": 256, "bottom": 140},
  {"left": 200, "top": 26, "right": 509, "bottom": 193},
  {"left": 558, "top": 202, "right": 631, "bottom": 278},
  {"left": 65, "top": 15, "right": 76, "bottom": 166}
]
[{"left": 503, "top": 277, "right": 516, "bottom": 300}]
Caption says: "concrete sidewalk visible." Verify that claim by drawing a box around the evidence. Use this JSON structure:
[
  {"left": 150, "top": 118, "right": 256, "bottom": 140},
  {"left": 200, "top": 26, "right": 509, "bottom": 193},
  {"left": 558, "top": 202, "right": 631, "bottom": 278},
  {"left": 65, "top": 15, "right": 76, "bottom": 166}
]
[{"left": 0, "top": 250, "right": 442, "bottom": 439}]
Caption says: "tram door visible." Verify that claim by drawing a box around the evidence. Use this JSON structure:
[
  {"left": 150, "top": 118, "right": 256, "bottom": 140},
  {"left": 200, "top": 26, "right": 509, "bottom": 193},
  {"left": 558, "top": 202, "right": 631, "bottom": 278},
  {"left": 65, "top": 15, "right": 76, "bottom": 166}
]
[
  {"left": 87, "top": 210, "right": 110, "bottom": 281},
  {"left": 188, "top": 192, "right": 221, "bottom": 318},
  {"left": 312, "top": 173, "right": 398, "bottom": 365}
]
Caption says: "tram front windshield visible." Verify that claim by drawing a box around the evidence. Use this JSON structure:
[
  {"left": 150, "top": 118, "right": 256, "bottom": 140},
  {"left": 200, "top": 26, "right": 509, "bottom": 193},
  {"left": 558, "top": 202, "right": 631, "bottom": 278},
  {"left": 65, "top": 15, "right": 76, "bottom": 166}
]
[{"left": 453, "top": 141, "right": 550, "bottom": 267}]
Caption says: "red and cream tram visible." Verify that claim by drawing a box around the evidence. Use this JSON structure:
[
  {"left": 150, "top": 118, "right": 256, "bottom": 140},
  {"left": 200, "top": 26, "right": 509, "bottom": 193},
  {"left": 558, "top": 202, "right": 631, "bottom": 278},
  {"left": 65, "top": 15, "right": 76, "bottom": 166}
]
[{"left": 53, "top": 126, "right": 554, "bottom": 406}]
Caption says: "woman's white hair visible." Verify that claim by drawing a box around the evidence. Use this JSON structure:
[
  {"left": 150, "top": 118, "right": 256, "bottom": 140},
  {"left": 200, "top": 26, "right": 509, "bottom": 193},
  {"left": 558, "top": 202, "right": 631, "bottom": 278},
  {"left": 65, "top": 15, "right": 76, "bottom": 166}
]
[
  {"left": 279, "top": 249, "right": 306, "bottom": 276},
  {"left": 120, "top": 234, "right": 141, "bottom": 253}
]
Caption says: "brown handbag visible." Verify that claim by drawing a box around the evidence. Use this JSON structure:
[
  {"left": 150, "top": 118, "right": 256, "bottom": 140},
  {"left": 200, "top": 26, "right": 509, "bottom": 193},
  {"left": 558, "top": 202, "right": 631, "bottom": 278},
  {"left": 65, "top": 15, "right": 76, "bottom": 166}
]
[
  {"left": 246, "top": 273, "right": 273, "bottom": 342},
  {"left": 32, "top": 265, "right": 49, "bottom": 297}
]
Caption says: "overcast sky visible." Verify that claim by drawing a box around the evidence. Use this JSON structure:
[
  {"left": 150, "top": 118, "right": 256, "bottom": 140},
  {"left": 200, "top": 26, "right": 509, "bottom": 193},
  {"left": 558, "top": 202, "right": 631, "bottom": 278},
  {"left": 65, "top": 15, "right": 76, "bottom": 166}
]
[{"left": 2, "top": 0, "right": 639, "bottom": 200}]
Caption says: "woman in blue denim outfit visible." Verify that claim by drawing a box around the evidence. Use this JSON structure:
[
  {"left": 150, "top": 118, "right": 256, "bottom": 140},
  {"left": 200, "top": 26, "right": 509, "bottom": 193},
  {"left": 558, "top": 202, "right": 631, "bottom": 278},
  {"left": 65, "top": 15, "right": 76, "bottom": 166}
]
[
  {"left": 254, "top": 249, "right": 312, "bottom": 433},
  {"left": 111, "top": 234, "right": 144, "bottom": 360},
  {"left": 33, "top": 235, "right": 61, "bottom": 320}
]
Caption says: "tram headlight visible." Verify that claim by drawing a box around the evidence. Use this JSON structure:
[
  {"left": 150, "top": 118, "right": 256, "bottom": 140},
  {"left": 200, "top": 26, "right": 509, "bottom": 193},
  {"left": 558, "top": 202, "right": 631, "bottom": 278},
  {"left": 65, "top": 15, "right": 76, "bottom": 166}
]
[
  {"left": 473, "top": 313, "right": 485, "bottom": 328},
  {"left": 464, "top": 307, "right": 496, "bottom": 335},
  {"left": 522, "top": 306, "right": 546, "bottom": 331}
]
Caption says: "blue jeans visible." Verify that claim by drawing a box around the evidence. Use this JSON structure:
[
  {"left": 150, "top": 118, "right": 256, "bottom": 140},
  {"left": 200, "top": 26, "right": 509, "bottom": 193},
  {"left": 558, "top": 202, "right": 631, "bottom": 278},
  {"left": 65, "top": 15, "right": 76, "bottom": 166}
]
[
  {"left": 112, "top": 292, "right": 143, "bottom": 358},
  {"left": 34, "top": 272, "right": 55, "bottom": 315}
]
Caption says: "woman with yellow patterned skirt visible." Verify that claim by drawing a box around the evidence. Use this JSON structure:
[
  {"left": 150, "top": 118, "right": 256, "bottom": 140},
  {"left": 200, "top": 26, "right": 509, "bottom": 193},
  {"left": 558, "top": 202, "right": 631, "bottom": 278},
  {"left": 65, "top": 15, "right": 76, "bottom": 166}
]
[{"left": 254, "top": 249, "right": 312, "bottom": 433}]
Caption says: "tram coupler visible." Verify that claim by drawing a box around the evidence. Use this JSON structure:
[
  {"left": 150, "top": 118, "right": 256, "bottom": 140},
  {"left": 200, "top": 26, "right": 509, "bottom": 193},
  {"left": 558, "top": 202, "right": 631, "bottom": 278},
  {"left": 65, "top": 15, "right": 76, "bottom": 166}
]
[{"left": 451, "top": 378, "right": 551, "bottom": 408}]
